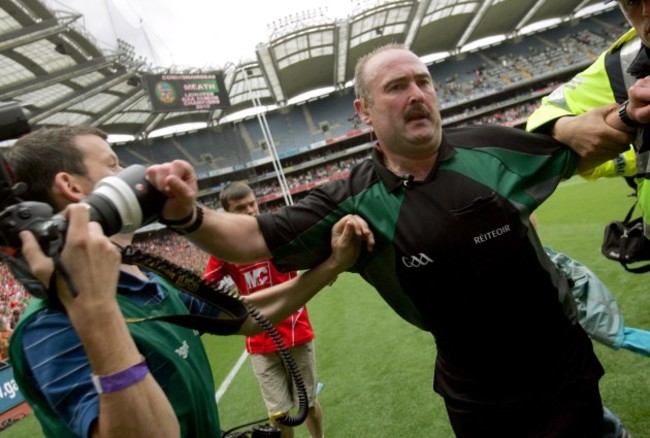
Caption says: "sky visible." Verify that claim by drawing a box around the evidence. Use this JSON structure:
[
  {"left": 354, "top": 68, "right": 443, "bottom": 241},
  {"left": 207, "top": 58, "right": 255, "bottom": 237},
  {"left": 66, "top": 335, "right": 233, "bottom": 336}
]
[
  {"left": 47, "top": 0, "right": 614, "bottom": 73},
  {"left": 50, "top": 0, "right": 355, "bottom": 70}
]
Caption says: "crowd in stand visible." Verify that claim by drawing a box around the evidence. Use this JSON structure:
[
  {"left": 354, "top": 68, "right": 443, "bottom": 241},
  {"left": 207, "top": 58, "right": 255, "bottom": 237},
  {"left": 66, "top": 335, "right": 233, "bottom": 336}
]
[
  {"left": 253, "top": 155, "right": 369, "bottom": 198},
  {"left": 460, "top": 101, "right": 542, "bottom": 128},
  {"left": 433, "top": 26, "right": 621, "bottom": 108},
  {"left": 0, "top": 265, "right": 29, "bottom": 362},
  {"left": 132, "top": 230, "right": 211, "bottom": 276}
]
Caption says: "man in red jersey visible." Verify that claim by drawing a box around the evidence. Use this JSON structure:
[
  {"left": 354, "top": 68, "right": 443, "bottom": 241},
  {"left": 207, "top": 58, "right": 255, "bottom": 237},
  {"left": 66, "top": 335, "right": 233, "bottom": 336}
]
[{"left": 203, "top": 181, "right": 323, "bottom": 438}]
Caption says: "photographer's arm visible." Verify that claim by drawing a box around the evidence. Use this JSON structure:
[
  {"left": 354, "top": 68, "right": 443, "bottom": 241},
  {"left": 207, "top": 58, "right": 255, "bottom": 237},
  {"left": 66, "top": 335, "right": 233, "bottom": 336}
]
[
  {"left": 238, "top": 214, "right": 372, "bottom": 336},
  {"left": 19, "top": 204, "right": 180, "bottom": 438}
]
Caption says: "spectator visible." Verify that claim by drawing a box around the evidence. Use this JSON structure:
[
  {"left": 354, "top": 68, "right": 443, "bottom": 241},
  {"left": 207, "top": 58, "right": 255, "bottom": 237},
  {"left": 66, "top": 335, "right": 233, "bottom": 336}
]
[{"left": 204, "top": 181, "right": 324, "bottom": 438}]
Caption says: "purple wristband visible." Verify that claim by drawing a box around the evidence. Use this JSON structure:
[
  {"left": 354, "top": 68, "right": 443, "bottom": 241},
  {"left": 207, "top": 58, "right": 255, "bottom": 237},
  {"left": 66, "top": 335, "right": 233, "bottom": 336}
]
[{"left": 91, "top": 358, "right": 149, "bottom": 394}]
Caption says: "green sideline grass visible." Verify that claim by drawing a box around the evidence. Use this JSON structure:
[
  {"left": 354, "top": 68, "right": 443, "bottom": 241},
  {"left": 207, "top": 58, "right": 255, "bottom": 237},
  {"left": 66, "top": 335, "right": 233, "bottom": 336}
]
[{"left": 6, "top": 176, "right": 650, "bottom": 437}]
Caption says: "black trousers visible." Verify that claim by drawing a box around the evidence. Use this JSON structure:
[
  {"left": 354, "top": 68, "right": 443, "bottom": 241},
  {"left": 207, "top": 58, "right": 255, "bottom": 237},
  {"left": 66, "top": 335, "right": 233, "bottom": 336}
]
[{"left": 444, "top": 380, "right": 604, "bottom": 438}]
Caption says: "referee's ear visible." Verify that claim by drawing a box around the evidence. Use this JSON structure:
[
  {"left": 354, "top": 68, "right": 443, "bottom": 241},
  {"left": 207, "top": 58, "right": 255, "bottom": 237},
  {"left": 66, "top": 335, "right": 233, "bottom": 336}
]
[{"left": 354, "top": 99, "right": 372, "bottom": 126}]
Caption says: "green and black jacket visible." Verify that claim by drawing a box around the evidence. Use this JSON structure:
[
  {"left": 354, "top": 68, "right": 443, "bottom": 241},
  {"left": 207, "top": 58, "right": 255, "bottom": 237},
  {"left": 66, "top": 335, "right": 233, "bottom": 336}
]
[{"left": 258, "top": 124, "right": 603, "bottom": 407}]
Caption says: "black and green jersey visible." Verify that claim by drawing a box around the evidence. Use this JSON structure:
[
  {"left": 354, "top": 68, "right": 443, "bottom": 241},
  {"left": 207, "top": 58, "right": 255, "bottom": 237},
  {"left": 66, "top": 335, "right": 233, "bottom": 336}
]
[{"left": 258, "top": 124, "right": 603, "bottom": 406}]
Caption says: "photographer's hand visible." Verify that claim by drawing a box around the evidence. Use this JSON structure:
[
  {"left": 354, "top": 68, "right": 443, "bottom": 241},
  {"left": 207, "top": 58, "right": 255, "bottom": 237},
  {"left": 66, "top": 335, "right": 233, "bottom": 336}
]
[
  {"left": 331, "top": 214, "right": 375, "bottom": 260},
  {"left": 239, "top": 214, "right": 370, "bottom": 335}
]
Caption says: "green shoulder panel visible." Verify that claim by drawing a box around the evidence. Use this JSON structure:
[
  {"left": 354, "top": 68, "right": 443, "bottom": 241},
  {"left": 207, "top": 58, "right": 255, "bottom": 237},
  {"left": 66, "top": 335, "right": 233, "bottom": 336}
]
[{"left": 439, "top": 146, "right": 577, "bottom": 213}]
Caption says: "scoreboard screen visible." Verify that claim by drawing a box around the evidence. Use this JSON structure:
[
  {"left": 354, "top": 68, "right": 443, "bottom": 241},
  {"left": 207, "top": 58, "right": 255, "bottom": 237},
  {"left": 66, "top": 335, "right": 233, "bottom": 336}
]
[{"left": 143, "top": 72, "right": 231, "bottom": 112}]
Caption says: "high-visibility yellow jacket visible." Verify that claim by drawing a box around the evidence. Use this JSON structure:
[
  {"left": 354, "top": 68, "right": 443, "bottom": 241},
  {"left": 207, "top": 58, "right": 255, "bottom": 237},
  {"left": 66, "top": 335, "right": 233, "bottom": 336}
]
[{"left": 527, "top": 28, "right": 650, "bottom": 235}]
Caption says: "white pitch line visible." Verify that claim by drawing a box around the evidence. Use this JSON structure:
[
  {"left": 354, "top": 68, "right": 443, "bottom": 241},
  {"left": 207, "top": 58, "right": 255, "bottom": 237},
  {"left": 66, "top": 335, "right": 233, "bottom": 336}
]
[{"left": 216, "top": 350, "right": 249, "bottom": 403}]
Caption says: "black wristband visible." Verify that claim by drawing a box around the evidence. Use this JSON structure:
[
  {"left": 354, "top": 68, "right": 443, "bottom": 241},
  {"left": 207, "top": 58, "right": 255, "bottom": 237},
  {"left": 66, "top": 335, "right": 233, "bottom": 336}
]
[
  {"left": 618, "top": 100, "right": 643, "bottom": 129},
  {"left": 171, "top": 204, "right": 204, "bottom": 235},
  {"left": 160, "top": 207, "right": 195, "bottom": 227}
]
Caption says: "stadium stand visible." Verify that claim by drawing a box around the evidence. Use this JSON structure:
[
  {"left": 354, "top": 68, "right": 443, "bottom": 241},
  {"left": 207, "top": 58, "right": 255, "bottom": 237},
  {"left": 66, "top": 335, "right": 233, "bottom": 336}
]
[{"left": 104, "top": 8, "right": 628, "bottom": 213}]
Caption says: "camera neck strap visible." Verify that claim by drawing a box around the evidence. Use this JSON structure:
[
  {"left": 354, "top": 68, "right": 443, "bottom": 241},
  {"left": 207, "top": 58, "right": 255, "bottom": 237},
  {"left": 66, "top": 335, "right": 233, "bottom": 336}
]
[{"left": 117, "top": 245, "right": 250, "bottom": 336}]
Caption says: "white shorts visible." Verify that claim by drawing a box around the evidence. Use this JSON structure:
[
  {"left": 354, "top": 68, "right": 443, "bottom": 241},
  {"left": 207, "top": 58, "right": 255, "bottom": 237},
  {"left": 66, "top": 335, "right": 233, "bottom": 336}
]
[{"left": 249, "top": 340, "right": 319, "bottom": 414}]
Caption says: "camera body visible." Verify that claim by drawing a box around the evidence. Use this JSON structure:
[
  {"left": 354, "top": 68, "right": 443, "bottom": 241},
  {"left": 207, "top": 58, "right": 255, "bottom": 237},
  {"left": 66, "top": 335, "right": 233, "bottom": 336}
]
[
  {"left": 0, "top": 201, "right": 66, "bottom": 257},
  {"left": 0, "top": 105, "right": 166, "bottom": 279}
]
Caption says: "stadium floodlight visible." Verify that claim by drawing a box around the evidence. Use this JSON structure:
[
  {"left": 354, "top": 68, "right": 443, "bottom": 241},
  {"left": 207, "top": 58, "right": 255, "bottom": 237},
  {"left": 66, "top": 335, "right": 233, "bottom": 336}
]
[{"left": 241, "top": 66, "right": 293, "bottom": 206}]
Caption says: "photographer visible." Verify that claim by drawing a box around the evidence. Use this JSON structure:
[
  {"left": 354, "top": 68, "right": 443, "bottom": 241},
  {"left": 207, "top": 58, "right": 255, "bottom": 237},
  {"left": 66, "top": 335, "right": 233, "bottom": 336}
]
[
  {"left": 203, "top": 182, "right": 324, "bottom": 438},
  {"left": 6, "top": 126, "right": 367, "bottom": 437}
]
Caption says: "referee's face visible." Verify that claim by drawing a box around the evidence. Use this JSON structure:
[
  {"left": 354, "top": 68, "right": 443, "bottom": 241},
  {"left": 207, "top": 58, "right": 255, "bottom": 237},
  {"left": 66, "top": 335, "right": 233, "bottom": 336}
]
[{"left": 356, "top": 48, "right": 442, "bottom": 160}]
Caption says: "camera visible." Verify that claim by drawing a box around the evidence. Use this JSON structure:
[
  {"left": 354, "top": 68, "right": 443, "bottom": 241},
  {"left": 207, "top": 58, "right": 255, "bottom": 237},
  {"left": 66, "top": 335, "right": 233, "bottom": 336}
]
[
  {"left": 0, "top": 102, "right": 166, "bottom": 260},
  {"left": 0, "top": 156, "right": 166, "bottom": 296},
  {"left": 0, "top": 163, "right": 165, "bottom": 249}
]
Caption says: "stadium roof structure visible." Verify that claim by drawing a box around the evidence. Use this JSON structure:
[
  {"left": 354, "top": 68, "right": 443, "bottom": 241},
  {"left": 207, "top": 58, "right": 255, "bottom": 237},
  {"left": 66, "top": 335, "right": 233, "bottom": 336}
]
[{"left": 0, "top": 0, "right": 615, "bottom": 140}]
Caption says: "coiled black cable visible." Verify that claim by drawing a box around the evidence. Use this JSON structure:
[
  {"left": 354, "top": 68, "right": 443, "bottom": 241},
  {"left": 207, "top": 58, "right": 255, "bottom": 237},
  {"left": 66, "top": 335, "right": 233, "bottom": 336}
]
[{"left": 119, "top": 245, "right": 308, "bottom": 427}]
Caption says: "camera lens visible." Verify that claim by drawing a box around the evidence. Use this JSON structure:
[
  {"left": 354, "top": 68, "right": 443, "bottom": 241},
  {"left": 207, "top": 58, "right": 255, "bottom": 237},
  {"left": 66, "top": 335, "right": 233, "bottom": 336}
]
[{"left": 82, "top": 165, "right": 166, "bottom": 235}]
